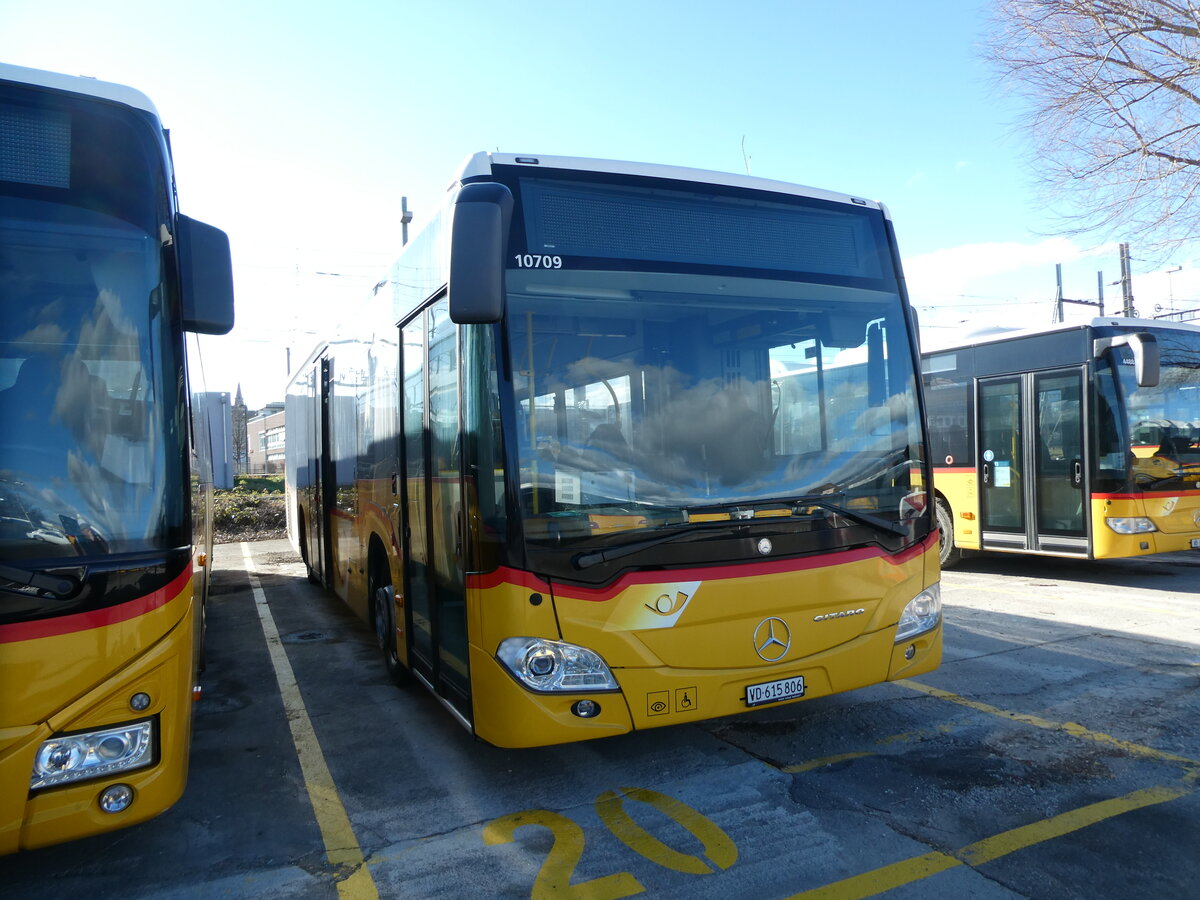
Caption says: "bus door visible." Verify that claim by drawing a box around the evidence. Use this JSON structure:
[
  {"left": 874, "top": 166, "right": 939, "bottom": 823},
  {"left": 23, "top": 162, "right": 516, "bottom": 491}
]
[
  {"left": 977, "top": 369, "right": 1087, "bottom": 555},
  {"left": 400, "top": 301, "right": 472, "bottom": 725},
  {"left": 298, "top": 357, "right": 333, "bottom": 585},
  {"left": 318, "top": 356, "right": 336, "bottom": 583}
]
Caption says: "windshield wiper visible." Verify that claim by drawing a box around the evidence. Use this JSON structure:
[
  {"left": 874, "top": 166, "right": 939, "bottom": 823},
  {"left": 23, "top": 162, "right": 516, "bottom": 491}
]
[
  {"left": 572, "top": 521, "right": 742, "bottom": 570},
  {"left": 685, "top": 492, "right": 909, "bottom": 538},
  {"left": 0, "top": 563, "right": 78, "bottom": 598},
  {"left": 572, "top": 492, "right": 909, "bottom": 570},
  {"left": 789, "top": 493, "right": 909, "bottom": 538}
]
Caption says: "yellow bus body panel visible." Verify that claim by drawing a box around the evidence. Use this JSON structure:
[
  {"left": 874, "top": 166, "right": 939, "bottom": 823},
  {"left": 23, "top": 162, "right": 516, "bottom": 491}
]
[
  {"left": 0, "top": 577, "right": 196, "bottom": 854},
  {"left": 932, "top": 468, "right": 980, "bottom": 550},
  {"left": 469, "top": 539, "right": 941, "bottom": 749},
  {"left": 1092, "top": 491, "right": 1200, "bottom": 557}
]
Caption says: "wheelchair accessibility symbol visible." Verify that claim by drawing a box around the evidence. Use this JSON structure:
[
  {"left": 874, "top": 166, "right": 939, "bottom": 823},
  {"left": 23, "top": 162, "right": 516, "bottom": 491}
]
[{"left": 647, "top": 688, "right": 699, "bottom": 716}]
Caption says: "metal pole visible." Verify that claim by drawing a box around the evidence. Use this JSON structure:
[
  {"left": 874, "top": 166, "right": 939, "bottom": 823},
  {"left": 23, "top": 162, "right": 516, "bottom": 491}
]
[
  {"left": 1119, "top": 243, "right": 1134, "bottom": 316},
  {"left": 1054, "top": 263, "right": 1064, "bottom": 323}
]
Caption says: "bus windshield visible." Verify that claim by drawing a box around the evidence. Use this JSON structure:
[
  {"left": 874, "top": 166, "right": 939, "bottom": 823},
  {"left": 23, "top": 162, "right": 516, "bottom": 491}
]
[
  {"left": 502, "top": 174, "right": 923, "bottom": 551},
  {"left": 1098, "top": 328, "right": 1200, "bottom": 492},
  {"left": 0, "top": 90, "right": 185, "bottom": 563}
]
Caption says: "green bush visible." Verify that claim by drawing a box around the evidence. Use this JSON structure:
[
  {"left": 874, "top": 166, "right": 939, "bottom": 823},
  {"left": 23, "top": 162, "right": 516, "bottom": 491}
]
[
  {"left": 233, "top": 474, "right": 285, "bottom": 494},
  {"left": 212, "top": 490, "right": 286, "bottom": 541}
]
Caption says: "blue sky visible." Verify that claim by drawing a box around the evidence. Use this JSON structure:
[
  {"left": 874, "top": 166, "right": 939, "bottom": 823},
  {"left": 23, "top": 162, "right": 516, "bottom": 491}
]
[{"left": 5, "top": 1, "right": 1197, "bottom": 408}]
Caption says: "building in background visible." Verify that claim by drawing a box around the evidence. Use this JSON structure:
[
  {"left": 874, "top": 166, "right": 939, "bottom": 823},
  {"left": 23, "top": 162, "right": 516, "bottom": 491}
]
[
  {"left": 192, "top": 391, "right": 234, "bottom": 489},
  {"left": 246, "top": 402, "right": 285, "bottom": 473}
]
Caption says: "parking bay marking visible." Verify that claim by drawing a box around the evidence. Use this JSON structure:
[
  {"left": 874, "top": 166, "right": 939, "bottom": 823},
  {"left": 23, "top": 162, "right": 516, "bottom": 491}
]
[
  {"left": 776, "top": 682, "right": 1196, "bottom": 897},
  {"left": 898, "top": 678, "right": 1200, "bottom": 770},
  {"left": 785, "top": 785, "right": 1188, "bottom": 900},
  {"left": 241, "top": 543, "right": 379, "bottom": 900}
]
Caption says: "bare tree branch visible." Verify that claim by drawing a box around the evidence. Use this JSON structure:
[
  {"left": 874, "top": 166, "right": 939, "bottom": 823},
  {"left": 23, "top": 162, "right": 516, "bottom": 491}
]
[{"left": 987, "top": 0, "right": 1200, "bottom": 247}]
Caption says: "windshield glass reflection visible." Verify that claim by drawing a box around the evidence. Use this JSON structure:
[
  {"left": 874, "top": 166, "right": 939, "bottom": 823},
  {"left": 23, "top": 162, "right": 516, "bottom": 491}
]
[
  {"left": 1125, "top": 331, "right": 1200, "bottom": 489},
  {"left": 506, "top": 269, "right": 923, "bottom": 544},
  {"left": 0, "top": 201, "right": 184, "bottom": 561}
]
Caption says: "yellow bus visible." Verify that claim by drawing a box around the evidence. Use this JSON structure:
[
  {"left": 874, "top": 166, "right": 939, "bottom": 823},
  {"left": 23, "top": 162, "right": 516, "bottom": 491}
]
[
  {"left": 285, "top": 153, "right": 941, "bottom": 747},
  {"left": 0, "top": 64, "right": 234, "bottom": 852},
  {"left": 924, "top": 318, "right": 1200, "bottom": 567}
]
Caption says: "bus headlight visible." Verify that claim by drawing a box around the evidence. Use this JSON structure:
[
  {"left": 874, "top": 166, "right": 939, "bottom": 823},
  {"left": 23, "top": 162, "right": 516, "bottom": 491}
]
[
  {"left": 31, "top": 720, "right": 154, "bottom": 791},
  {"left": 1106, "top": 516, "right": 1157, "bottom": 534},
  {"left": 895, "top": 584, "right": 941, "bottom": 642},
  {"left": 496, "top": 637, "right": 620, "bottom": 693}
]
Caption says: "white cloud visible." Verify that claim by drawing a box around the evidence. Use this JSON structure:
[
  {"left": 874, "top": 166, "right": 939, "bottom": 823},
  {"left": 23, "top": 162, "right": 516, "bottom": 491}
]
[
  {"left": 904, "top": 237, "right": 1200, "bottom": 337},
  {"left": 903, "top": 238, "right": 1120, "bottom": 325}
]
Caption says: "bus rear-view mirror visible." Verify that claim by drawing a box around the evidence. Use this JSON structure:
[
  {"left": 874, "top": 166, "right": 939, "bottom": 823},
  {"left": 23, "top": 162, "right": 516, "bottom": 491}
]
[
  {"left": 1093, "top": 332, "right": 1160, "bottom": 388},
  {"left": 449, "top": 182, "right": 513, "bottom": 324},
  {"left": 177, "top": 214, "right": 235, "bottom": 335}
]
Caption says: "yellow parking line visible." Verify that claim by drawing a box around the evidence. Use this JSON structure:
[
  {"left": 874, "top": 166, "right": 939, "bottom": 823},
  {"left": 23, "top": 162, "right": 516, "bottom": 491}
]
[
  {"left": 783, "top": 752, "right": 875, "bottom": 774},
  {"left": 898, "top": 679, "right": 1200, "bottom": 769},
  {"left": 782, "top": 723, "right": 967, "bottom": 774},
  {"left": 787, "top": 785, "right": 1188, "bottom": 899},
  {"left": 241, "top": 543, "right": 379, "bottom": 900},
  {"left": 958, "top": 786, "right": 1187, "bottom": 865},
  {"left": 788, "top": 851, "right": 960, "bottom": 899}
]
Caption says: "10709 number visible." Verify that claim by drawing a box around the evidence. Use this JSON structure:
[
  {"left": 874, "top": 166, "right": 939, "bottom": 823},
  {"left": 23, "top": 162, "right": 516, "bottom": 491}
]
[{"left": 514, "top": 254, "right": 563, "bottom": 268}]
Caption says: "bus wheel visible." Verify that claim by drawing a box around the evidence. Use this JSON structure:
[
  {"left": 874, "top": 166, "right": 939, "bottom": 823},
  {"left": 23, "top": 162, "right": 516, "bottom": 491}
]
[
  {"left": 936, "top": 498, "right": 961, "bottom": 569},
  {"left": 371, "top": 566, "right": 408, "bottom": 686}
]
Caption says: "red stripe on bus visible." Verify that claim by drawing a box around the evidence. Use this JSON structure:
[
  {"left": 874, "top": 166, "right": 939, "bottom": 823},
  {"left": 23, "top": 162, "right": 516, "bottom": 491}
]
[
  {"left": 468, "top": 567, "right": 553, "bottom": 593},
  {"left": 469, "top": 532, "right": 936, "bottom": 603},
  {"left": 1093, "top": 489, "right": 1200, "bottom": 500},
  {"left": 0, "top": 566, "right": 192, "bottom": 644},
  {"left": 932, "top": 467, "right": 974, "bottom": 475}
]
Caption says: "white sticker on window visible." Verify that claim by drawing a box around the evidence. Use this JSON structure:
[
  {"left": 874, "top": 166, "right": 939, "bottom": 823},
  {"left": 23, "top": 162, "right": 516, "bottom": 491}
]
[
  {"left": 555, "top": 470, "right": 581, "bottom": 504},
  {"left": 994, "top": 462, "right": 1011, "bottom": 488}
]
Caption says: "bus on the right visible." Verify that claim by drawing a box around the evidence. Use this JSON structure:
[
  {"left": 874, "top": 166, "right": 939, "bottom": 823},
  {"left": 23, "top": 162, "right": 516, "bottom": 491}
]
[{"left": 923, "top": 317, "right": 1200, "bottom": 567}]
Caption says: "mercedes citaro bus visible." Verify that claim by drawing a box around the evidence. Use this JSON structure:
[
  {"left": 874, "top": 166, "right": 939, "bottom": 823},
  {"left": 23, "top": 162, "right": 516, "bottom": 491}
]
[{"left": 286, "top": 152, "right": 941, "bottom": 748}]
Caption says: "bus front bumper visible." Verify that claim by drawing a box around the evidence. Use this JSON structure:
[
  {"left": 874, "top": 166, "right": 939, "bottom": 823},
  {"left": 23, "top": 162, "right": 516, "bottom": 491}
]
[{"left": 468, "top": 623, "right": 941, "bottom": 750}]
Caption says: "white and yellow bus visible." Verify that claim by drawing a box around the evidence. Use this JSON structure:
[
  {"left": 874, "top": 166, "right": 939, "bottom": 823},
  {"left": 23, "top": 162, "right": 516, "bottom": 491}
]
[
  {"left": 924, "top": 318, "right": 1200, "bottom": 566},
  {"left": 0, "top": 63, "right": 233, "bottom": 851},
  {"left": 286, "top": 153, "right": 941, "bottom": 747}
]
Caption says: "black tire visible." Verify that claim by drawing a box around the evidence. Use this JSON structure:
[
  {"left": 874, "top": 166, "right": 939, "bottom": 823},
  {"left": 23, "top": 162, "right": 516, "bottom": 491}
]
[
  {"left": 936, "top": 498, "right": 962, "bottom": 569},
  {"left": 371, "top": 564, "right": 408, "bottom": 686}
]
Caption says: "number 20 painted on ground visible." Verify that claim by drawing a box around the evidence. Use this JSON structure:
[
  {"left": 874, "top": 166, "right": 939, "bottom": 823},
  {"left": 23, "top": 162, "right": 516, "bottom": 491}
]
[{"left": 482, "top": 786, "right": 738, "bottom": 898}]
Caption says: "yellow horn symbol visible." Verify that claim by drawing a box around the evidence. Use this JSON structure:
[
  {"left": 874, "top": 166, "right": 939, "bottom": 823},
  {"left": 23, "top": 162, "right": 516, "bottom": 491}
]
[{"left": 646, "top": 591, "right": 689, "bottom": 616}]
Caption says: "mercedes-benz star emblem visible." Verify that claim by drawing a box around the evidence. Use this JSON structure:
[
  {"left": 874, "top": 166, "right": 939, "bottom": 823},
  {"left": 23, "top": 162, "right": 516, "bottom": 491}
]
[{"left": 753, "top": 617, "right": 791, "bottom": 662}]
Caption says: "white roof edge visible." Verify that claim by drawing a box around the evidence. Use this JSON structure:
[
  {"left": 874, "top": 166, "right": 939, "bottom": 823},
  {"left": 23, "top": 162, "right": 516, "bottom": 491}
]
[
  {"left": 0, "top": 62, "right": 160, "bottom": 119},
  {"left": 448, "top": 151, "right": 886, "bottom": 212},
  {"left": 922, "top": 315, "right": 1200, "bottom": 354}
]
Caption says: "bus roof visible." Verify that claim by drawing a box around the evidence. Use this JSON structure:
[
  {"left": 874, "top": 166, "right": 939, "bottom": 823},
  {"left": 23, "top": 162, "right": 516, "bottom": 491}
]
[
  {"left": 0, "top": 62, "right": 160, "bottom": 118},
  {"left": 921, "top": 316, "right": 1200, "bottom": 355},
  {"left": 452, "top": 151, "right": 890, "bottom": 216}
]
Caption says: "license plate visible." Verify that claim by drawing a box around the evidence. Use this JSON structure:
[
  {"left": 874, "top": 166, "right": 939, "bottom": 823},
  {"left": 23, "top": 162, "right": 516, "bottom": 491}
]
[
  {"left": 1192, "top": 538, "right": 1200, "bottom": 550},
  {"left": 745, "top": 675, "right": 806, "bottom": 707}
]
